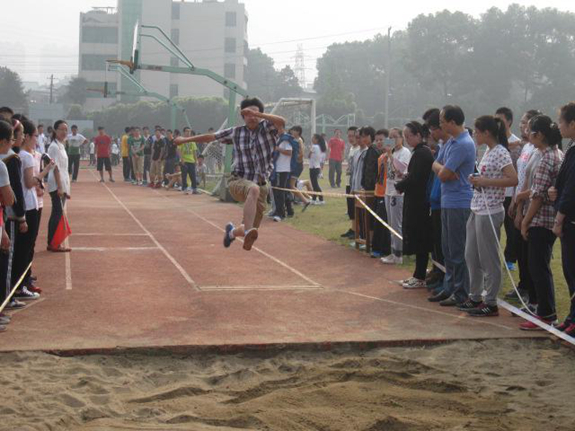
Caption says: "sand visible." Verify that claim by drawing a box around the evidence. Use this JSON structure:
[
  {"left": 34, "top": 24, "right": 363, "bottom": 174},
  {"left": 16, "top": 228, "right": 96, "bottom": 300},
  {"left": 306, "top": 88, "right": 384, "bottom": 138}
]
[{"left": 0, "top": 339, "right": 574, "bottom": 431}]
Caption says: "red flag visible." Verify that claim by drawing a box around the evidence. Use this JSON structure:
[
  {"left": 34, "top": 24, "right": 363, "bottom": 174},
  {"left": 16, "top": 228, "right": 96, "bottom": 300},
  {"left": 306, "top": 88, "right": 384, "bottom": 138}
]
[{"left": 50, "top": 214, "right": 72, "bottom": 249}]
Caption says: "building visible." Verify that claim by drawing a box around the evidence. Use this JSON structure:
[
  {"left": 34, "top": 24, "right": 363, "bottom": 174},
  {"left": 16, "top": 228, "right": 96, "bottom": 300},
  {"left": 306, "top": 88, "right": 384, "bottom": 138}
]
[{"left": 79, "top": 0, "right": 248, "bottom": 112}]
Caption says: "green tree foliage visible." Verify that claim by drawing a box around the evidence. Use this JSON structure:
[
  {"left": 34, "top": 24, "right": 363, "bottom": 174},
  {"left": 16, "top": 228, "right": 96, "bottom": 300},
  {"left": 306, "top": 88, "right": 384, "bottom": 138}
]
[
  {"left": 246, "top": 48, "right": 302, "bottom": 103},
  {"left": 87, "top": 97, "right": 228, "bottom": 136},
  {"left": 314, "top": 5, "right": 575, "bottom": 125},
  {"left": 0, "top": 67, "right": 28, "bottom": 113},
  {"left": 62, "top": 77, "right": 89, "bottom": 106}
]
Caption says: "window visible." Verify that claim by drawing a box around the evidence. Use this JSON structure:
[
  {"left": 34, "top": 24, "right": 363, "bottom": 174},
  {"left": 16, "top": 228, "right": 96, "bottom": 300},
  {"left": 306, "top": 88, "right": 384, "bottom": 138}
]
[
  {"left": 170, "top": 57, "right": 179, "bottom": 67},
  {"left": 82, "top": 27, "right": 118, "bottom": 44},
  {"left": 81, "top": 54, "right": 110, "bottom": 71},
  {"left": 224, "top": 63, "right": 236, "bottom": 79},
  {"left": 170, "top": 84, "right": 179, "bottom": 98},
  {"left": 224, "top": 37, "right": 236, "bottom": 53},
  {"left": 172, "top": 2, "right": 180, "bottom": 20},
  {"left": 171, "top": 28, "right": 180, "bottom": 45},
  {"left": 226, "top": 12, "right": 237, "bottom": 27}
]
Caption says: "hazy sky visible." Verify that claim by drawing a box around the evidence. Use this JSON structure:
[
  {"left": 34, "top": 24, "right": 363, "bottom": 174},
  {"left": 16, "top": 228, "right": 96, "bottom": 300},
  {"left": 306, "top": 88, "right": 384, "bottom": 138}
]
[{"left": 1, "top": 0, "right": 574, "bottom": 87}]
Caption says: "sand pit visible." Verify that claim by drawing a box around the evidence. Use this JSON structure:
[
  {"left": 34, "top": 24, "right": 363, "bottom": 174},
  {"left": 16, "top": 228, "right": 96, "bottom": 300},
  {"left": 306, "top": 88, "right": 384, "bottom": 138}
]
[{"left": 0, "top": 339, "right": 574, "bottom": 430}]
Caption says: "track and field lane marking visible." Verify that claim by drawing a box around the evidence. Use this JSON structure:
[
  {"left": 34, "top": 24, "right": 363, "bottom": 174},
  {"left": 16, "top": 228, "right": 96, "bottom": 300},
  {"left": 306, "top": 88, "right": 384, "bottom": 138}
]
[
  {"left": 152, "top": 190, "right": 323, "bottom": 289},
  {"left": 74, "top": 233, "right": 149, "bottom": 237},
  {"left": 72, "top": 247, "right": 159, "bottom": 252},
  {"left": 90, "top": 171, "right": 197, "bottom": 289}
]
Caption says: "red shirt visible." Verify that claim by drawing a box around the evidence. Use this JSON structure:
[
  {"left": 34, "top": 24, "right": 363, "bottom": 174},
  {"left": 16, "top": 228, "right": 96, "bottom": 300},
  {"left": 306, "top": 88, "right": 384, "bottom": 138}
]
[
  {"left": 328, "top": 138, "right": 345, "bottom": 162},
  {"left": 94, "top": 135, "right": 112, "bottom": 158}
]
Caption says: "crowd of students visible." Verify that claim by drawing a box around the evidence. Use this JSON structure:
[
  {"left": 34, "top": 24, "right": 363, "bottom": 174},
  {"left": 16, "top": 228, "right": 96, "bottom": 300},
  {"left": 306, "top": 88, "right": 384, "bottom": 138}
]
[
  {"left": 337, "top": 103, "right": 574, "bottom": 333},
  {"left": 1, "top": 99, "right": 574, "bottom": 337}
]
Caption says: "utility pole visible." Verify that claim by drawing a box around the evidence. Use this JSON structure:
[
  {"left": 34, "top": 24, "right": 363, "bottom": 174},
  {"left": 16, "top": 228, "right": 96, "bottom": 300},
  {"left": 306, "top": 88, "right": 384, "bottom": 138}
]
[
  {"left": 48, "top": 74, "right": 54, "bottom": 104},
  {"left": 384, "top": 27, "right": 392, "bottom": 129}
]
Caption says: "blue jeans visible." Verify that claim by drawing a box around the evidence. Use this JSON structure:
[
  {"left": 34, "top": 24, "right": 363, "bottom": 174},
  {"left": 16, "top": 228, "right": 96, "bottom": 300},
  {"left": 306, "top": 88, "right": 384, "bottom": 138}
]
[{"left": 441, "top": 208, "right": 471, "bottom": 302}]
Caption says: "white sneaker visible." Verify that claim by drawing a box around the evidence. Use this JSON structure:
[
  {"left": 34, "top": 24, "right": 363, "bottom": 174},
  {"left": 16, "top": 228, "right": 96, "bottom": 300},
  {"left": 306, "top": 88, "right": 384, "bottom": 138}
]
[
  {"left": 273, "top": 216, "right": 282, "bottom": 222},
  {"left": 381, "top": 255, "right": 397, "bottom": 264},
  {"left": 316, "top": 201, "right": 326, "bottom": 205},
  {"left": 402, "top": 278, "right": 426, "bottom": 289}
]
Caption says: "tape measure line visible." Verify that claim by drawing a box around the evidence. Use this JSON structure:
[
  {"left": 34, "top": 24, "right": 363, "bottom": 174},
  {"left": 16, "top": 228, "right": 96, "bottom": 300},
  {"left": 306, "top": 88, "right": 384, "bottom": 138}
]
[{"left": 0, "top": 262, "right": 33, "bottom": 315}]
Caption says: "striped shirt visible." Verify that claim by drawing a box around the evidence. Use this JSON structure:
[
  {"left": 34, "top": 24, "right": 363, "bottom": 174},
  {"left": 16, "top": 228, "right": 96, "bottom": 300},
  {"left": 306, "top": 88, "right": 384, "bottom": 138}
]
[{"left": 215, "top": 120, "right": 279, "bottom": 183}]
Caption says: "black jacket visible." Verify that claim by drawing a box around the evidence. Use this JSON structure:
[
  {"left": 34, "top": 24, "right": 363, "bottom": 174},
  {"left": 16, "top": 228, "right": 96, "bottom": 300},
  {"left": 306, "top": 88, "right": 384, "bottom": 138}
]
[
  {"left": 361, "top": 145, "right": 381, "bottom": 191},
  {"left": 1, "top": 153, "right": 26, "bottom": 221},
  {"left": 555, "top": 142, "right": 575, "bottom": 223}
]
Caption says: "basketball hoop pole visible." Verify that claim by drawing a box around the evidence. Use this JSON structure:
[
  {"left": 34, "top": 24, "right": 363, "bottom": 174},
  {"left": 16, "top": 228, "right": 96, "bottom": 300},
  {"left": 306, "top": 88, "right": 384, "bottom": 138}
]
[{"left": 127, "top": 24, "right": 249, "bottom": 201}]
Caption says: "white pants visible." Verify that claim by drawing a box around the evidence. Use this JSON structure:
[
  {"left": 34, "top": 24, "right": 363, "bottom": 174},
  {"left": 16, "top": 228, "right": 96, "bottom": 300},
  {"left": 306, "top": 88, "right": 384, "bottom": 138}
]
[{"left": 385, "top": 195, "right": 404, "bottom": 256}]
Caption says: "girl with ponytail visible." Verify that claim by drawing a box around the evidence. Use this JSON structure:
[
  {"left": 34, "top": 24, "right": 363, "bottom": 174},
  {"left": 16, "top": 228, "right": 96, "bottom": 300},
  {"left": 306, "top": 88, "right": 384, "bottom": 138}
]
[
  {"left": 458, "top": 115, "right": 518, "bottom": 316},
  {"left": 518, "top": 114, "right": 564, "bottom": 329}
]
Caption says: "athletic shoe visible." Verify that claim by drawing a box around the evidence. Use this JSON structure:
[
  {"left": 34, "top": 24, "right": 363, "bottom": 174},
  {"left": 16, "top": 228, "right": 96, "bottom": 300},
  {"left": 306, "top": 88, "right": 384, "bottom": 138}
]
[
  {"left": 99, "top": 179, "right": 105, "bottom": 183},
  {"left": 316, "top": 201, "right": 326, "bottom": 206},
  {"left": 504, "top": 289, "right": 527, "bottom": 300},
  {"left": 109, "top": 178, "right": 115, "bottom": 183},
  {"left": 402, "top": 278, "right": 426, "bottom": 289},
  {"left": 340, "top": 229, "right": 354, "bottom": 238},
  {"left": 439, "top": 295, "right": 460, "bottom": 307},
  {"left": 510, "top": 303, "right": 537, "bottom": 317},
  {"left": 371, "top": 251, "right": 382, "bottom": 258},
  {"left": 223, "top": 223, "right": 235, "bottom": 248},
  {"left": 519, "top": 317, "right": 555, "bottom": 331},
  {"left": 192, "top": 189, "right": 200, "bottom": 195},
  {"left": 0, "top": 316, "right": 10, "bottom": 325},
  {"left": 556, "top": 321, "right": 571, "bottom": 332},
  {"left": 243, "top": 228, "right": 259, "bottom": 251},
  {"left": 14, "top": 287, "right": 40, "bottom": 301},
  {"left": 457, "top": 299, "right": 482, "bottom": 311},
  {"left": 428, "top": 290, "right": 450, "bottom": 303},
  {"left": 0, "top": 325, "right": 6, "bottom": 333},
  {"left": 6, "top": 299, "right": 26, "bottom": 309},
  {"left": 273, "top": 216, "right": 282, "bottom": 222},
  {"left": 506, "top": 262, "right": 516, "bottom": 271},
  {"left": 27, "top": 285, "right": 42, "bottom": 294},
  {"left": 381, "top": 255, "right": 399, "bottom": 265},
  {"left": 565, "top": 324, "right": 575, "bottom": 337},
  {"left": 148, "top": 182, "right": 155, "bottom": 188},
  {"left": 468, "top": 303, "right": 499, "bottom": 317}
]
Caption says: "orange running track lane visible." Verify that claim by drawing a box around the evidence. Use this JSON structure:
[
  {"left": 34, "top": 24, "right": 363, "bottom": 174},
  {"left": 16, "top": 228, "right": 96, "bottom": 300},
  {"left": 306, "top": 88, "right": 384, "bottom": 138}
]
[{"left": 0, "top": 167, "right": 545, "bottom": 354}]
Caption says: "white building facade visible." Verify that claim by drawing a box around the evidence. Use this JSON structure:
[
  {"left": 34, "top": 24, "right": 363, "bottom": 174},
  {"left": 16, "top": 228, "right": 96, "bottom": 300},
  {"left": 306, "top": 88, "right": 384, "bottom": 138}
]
[{"left": 79, "top": 0, "right": 248, "bottom": 111}]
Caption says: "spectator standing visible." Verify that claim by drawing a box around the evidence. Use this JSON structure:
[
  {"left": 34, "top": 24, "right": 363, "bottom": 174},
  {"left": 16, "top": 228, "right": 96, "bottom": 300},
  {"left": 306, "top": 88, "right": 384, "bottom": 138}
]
[
  {"left": 395, "top": 121, "right": 434, "bottom": 289},
  {"left": 129, "top": 127, "right": 146, "bottom": 185},
  {"left": 177, "top": 127, "right": 199, "bottom": 194},
  {"left": 36, "top": 124, "right": 46, "bottom": 154},
  {"left": 381, "top": 128, "right": 411, "bottom": 264},
  {"left": 163, "top": 129, "right": 178, "bottom": 184},
  {"left": 519, "top": 115, "right": 563, "bottom": 330},
  {"left": 341, "top": 126, "right": 359, "bottom": 238},
  {"left": 272, "top": 131, "right": 295, "bottom": 220},
  {"left": 94, "top": 127, "right": 114, "bottom": 183},
  {"left": 142, "top": 126, "right": 152, "bottom": 185},
  {"left": 121, "top": 127, "right": 131, "bottom": 181},
  {"left": 459, "top": 116, "right": 518, "bottom": 316},
  {"left": 371, "top": 129, "right": 391, "bottom": 258},
  {"left": 149, "top": 128, "right": 166, "bottom": 188},
  {"left": 66, "top": 125, "right": 87, "bottom": 183},
  {"left": 309, "top": 134, "right": 326, "bottom": 205},
  {"left": 550, "top": 102, "right": 575, "bottom": 336},
  {"left": 327, "top": 129, "right": 345, "bottom": 188},
  {"left": 111, "top": 139, "right": 120, "bottom": 166},
  {"left": 432, "top": 105, "right": 476, "bottom": 307}
]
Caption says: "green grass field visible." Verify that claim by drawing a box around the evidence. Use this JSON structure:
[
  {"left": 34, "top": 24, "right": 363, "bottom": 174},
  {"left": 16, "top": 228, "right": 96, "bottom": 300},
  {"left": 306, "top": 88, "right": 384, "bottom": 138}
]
[{"left": 282, "top": 170, "right": 571, "bottom": 322}]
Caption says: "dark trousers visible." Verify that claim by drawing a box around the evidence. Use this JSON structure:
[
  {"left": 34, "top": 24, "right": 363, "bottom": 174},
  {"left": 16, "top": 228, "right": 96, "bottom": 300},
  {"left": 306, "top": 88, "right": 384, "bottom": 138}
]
[
  {"left": 528, "top": 227, "right": 557, "bottom": 320},
  {"left": 346, "top": 185, "right": 355, "bottom": 221},
  {"left": 143, "top": 154, "right": 151, "bottom": 183},
  {"left": 12, "top": 209, "right": 39, "bottom": 290},
  {"left": 25, "top": 208, "right": 42, "bottom": 283},
  {"left": 68, "top": 154, "right": 81, "bottom": 181},
  {"left": 2, "top": 220, "right": 19, "bottom": 301},
  {"left": 431, "top": 209, "right": 445, "bottom": 276},
  {"left": 181, "top": 162, "right": 197, "bottom": 190},
  {"left": 273, "top": 172, "right": 293, "bottom": 218},
  {"left": 503, "top": 197, "right": 517, "bottom": 263},
  {"left": 328, "top": 159, "right": 342, "bottom": 187},
  {"left": 372, "top": 197, "right": 391, "bottom": 255},
  {"left": 309, "top": 168, "right": 323, "bottom": 202},
  {"left": 561, "top": 222, "right": 575, "bottom": 324},
  {"left": 48, "top": 192, "right": 66, "bottom": 247},
  {"left": 514, "top": 226, "right": 535, "bottom": 301},
  {"left": 122, "top": 157, "right": 131, "bottom": 180},
  {"left": 414, "top": 252, "right": 429, "bottom": 280}
]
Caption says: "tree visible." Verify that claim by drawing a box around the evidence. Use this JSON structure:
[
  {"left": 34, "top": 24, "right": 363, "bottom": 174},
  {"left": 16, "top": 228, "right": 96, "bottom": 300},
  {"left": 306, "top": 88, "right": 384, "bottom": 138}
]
[
  {"left": 62, "top": 77, "right": 89, "bottom": 106},
  {"left": 67, "top": 104, "right": 87, "bottom": 120},
  {"left": 0, "top": 67, "right": 28, "bottom": 113},
  {"left": 272, "top": 66, "right": 302, "bottom": 100}
]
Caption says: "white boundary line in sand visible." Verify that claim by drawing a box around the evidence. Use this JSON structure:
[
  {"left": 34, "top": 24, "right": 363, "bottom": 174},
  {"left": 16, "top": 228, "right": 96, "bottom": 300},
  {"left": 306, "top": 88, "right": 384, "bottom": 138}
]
[
  {"left": 151, "top": 190, "right": 323, "bottom": 289},
  {"left": 90, "top": 171, "right": 197, "bottom": 289}
]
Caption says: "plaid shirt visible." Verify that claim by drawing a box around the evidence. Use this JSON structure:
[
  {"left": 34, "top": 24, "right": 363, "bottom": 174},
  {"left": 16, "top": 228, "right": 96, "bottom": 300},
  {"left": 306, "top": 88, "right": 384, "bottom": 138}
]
[
  {"left": 215, "top": 120, "right": 279, "bottom": 183},
  {"left": 529, "top": 146, "right": 563, "bottom": 230}
]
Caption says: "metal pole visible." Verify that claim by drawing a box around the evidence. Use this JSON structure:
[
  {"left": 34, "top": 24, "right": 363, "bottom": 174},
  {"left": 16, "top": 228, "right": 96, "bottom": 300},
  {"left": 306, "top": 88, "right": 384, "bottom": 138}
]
[
  {"left": 384, "top": 27, "right": 392, "bottom": 129},
  {"left": 311, "top": 99, "right": 317, "bottom": 137}
]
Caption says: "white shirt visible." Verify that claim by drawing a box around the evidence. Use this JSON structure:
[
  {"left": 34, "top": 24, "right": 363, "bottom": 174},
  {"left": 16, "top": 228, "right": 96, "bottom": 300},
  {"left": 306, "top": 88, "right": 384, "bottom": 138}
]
[
  {"left": 47, "top": 140, "right": 70, "bottom": 194},
  {"left": 0, "top": 160, "right": 9, "bottom": 187},
  {"left": 505, "top": 134, "right": 522, "bottom": 197},
  {"left": 89, "top": 141, "right": 95, "bottom": 154},
  {"left": 111, "top": 143, "right": 120, "bottom": 155},
  {"left": 37, "top": 133, "right": 46, "bottom": 154},
  {"left": 19, "top": 149, "right": 39, "bottom": 211},
  {"left": 275, "top": 141, "right": 292, "bottom": 173},
  {"left": 67, "top": 133, "right": 86, "bottom": 151},
  {"left": 309, "top": 144, "right": 322, "bottom": 169},
  {"left": 471, "top": 145, "right": 512, "bottom": 215},
  {"left": 385, "top": 146, "right": 411, "bottom": 196},
  {"left": 515, "top": 142, "right": 535, "bottom": 199}
]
